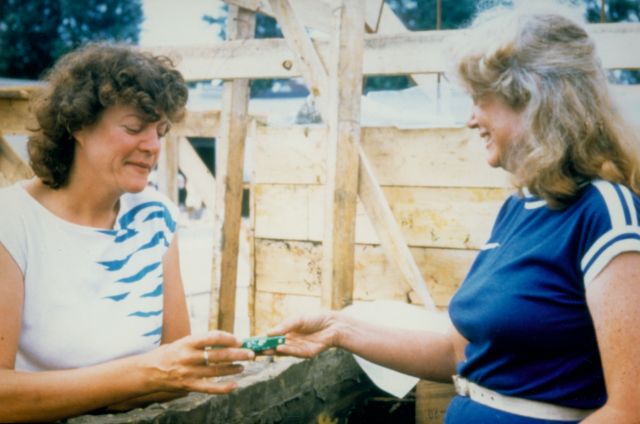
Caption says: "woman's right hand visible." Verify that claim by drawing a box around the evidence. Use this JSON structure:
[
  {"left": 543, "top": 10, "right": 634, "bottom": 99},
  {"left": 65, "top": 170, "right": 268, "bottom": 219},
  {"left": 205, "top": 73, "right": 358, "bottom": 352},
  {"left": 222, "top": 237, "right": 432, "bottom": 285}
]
[
  {"left": 267, "top": 312, "right": 340, "bottom": 358},
  {"left": 142, "top": 331, "right": 255, "bottom": 395}
]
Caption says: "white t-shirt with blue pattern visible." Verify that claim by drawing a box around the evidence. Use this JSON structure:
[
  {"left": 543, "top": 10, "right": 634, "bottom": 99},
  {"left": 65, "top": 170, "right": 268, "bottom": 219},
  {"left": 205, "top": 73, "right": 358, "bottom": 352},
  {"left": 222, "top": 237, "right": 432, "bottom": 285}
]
[{"left": 0, "top": 182, "right": 178, "bottom": 371}]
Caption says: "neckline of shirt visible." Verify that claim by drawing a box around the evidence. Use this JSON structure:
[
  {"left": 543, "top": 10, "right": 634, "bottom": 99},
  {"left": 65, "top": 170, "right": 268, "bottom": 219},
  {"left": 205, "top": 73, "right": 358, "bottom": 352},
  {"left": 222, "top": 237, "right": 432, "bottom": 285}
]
[{"left": 14, "top": 181, "right": 126, "bottom": 233}]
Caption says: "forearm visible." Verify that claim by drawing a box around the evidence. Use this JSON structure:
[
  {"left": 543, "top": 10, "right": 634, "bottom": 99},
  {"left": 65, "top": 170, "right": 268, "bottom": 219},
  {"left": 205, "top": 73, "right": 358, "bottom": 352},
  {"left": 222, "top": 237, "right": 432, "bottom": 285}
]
[
  {"left": 581, "top": 405, "right": 639, "bottom": 424},
  {"left": 0, "top": 355, "right": 153, "bottom": 423},
  {"left": 333, "top": 312, "right": 457, "bottom": 382}
]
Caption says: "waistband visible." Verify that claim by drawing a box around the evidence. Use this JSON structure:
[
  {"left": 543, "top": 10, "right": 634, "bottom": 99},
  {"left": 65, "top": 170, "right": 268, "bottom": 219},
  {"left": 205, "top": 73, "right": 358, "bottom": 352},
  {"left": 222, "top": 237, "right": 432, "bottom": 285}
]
[{"left": 452, "top": 375, "right": 596, "bottom": 421}]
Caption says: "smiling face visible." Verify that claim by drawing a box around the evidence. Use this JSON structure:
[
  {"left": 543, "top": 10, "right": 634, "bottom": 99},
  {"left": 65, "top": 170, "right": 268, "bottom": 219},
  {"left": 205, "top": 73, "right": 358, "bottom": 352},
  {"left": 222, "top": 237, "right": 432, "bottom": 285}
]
[
  {"left": 467, "top": 93, "right": 524, "bottom": 171},
  {"left": 73, "top": 104, "right": 170, "bottom": 194}
]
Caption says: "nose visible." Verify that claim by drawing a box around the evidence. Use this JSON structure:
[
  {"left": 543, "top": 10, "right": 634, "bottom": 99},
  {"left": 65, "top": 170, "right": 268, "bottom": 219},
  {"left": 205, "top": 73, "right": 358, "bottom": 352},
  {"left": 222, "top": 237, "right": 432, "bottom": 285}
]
[
  {"left": 139, "top": 127, "right": 162, "bottom": 155},
  {"left": 466, "top": 107, "right": 478, "bottom": 129}
]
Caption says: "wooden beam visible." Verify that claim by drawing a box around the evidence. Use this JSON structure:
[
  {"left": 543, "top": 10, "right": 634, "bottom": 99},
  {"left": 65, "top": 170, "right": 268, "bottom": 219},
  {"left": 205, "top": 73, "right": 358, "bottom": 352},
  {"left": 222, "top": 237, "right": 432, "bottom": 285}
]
[
  {"left": 267, "top": 0, "right": 329, "bottom": 110},
  {"left": 374, "top": 3, "right": 439, "bottom": 92},
  {"left": 225, "top": 0, "right": 384, "bottom": 34},
  {"left": 321, "top": 0, "right": 365, "bottom": 310},
  {"left": 209, "top": 5, "right": 256, "bottom": 332},
  {"left": 150, "top": 23, "right": 640, "bottom": 80},
  {"left": 0, "top": 85, "right": 40, "bottom": 100},
  {"left": 357, "top": 143, "right": 436, "bottom": 310}
]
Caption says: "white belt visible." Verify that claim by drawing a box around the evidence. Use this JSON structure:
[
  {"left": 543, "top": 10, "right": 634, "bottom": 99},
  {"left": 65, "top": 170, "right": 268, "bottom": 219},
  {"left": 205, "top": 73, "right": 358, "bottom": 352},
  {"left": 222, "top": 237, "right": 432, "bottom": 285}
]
[{"left": 452, "top": 375, "right": 596, "bottom": 421}]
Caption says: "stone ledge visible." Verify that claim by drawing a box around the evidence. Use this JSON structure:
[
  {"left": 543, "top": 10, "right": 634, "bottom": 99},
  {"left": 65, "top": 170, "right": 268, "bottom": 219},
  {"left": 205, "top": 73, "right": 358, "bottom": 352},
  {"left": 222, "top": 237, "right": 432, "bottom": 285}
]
[{"left": 64, "top": 349, "right": 377, "bottom": 424}]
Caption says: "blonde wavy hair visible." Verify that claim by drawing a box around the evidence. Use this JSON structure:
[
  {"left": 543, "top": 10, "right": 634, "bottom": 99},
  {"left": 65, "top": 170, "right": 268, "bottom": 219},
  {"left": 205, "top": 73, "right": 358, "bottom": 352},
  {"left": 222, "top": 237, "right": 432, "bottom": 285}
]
[{"left": 450, "top": 5, "right": 640, "bottom": 208}]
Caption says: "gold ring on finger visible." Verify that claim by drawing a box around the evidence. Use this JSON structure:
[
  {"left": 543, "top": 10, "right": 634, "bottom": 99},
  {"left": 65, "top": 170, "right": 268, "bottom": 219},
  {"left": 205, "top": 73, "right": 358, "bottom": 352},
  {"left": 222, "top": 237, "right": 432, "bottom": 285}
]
[{"left": 203, "top": 347, "right": 211, "bottom": 366}]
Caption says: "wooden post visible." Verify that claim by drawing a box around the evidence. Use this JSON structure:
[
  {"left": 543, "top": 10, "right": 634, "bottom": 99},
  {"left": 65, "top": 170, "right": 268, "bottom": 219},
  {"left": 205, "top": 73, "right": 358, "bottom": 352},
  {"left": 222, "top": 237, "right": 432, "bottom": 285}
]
[
  {"left": 268, "top": 0, "right": 436, "bottom": 309},
  {"left": 157, "top": 134, "right": 179, "bottom": 204},
  {"left": 209, "top": 5, "right": 256, "bottom": 332},
  {"left": 321, "top": 0, "right": 365, "bottom": 310}
]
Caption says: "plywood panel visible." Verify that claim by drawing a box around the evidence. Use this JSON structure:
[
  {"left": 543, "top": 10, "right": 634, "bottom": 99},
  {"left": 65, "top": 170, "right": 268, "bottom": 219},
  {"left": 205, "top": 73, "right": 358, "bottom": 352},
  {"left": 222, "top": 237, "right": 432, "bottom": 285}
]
[
  {"left": 255, "top": 239, "right": 472, "bottom": 307},
  {"left": 253, "top": 291, "right": 322, "bottom": 336},
  {"left": 254, "top": 126, "right": 510, "bottom": 188},
  {"left": 254, "top": 185, "right": 508, "bottom": 249}
]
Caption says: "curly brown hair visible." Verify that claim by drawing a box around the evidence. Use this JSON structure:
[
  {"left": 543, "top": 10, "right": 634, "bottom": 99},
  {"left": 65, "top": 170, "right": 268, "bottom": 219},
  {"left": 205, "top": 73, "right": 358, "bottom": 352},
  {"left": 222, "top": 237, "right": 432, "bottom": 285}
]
[{"left": 28, "top": 43, "right": 189, "bottom": 189}]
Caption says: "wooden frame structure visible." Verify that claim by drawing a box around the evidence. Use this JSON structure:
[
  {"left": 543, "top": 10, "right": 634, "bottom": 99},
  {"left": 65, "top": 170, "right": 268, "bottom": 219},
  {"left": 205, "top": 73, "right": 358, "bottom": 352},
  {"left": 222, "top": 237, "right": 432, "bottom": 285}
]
[
  {"left": 2, "top": 2, "right": 640, "bottom": 335},
  {"left": 1, "top": 4, "right": 639, "bottom": 423}
]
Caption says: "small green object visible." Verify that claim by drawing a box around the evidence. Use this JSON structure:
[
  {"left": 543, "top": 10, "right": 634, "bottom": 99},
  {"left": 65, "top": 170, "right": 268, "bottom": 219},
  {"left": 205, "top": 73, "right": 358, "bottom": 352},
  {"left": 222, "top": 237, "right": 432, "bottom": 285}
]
[{"left": 241, "top": 335, "right": 285, "bottom": 352}]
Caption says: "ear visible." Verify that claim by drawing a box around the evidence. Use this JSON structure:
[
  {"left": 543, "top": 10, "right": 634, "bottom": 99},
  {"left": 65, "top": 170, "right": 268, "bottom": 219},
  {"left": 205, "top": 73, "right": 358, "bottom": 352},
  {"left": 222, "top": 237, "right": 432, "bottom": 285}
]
[{"left": 73, "top": 127, "right": 87, "bottom": 147}]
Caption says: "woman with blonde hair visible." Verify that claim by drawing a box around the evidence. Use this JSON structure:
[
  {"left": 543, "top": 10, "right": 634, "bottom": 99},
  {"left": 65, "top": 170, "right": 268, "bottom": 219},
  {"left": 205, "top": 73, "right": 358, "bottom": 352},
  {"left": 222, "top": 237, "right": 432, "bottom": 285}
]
[{"left": 269, "top": 5, "right": 640, "bottom": 423}]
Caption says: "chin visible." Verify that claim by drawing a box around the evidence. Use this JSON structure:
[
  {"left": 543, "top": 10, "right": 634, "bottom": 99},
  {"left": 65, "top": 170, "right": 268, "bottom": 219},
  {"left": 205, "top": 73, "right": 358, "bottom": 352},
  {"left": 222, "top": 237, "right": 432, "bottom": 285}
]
[{"left": 122, "top": 180, "right": 149, "bottom": 194}]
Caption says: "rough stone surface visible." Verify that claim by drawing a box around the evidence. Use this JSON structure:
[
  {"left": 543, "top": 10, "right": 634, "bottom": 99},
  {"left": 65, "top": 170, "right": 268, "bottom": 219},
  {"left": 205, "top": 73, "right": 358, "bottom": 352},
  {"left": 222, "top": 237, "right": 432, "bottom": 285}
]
[{"left": 63, "top": 349, "right": 376, "bottom": 424}]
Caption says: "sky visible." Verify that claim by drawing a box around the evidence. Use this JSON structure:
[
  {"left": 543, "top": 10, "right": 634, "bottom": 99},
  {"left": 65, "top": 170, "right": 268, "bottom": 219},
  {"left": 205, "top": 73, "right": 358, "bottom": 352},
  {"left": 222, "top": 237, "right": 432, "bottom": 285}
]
[{"left": 139, "top": 0, "right": 224, "bottom": 46}]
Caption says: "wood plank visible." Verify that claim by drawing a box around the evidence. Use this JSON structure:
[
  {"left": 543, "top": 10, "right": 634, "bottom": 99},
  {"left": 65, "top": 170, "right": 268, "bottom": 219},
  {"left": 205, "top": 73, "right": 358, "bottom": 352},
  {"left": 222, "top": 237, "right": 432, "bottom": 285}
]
[
  {"left": 254, "top": 239, "right": 472, "bottom": 306},
  {"left": 156, "top": 134, "right": 179, "bottom": 203},
  {"left": 254, "top": 184, "right": 509, "bottom": 249},
  {"left": 0, "top": 98, "right": 35, "bottom": 135},
  {"left": 0, "top": 135, "right": 33, "bottom": 186},
  {"left": 267, "top": 0, "right": 329, "bottom": 112},
  {"left": 149, "top": 23, "right": 640, "bottom": 80},
  {"left": 254, "top": 126, "right": 511, "bottom": 187},
  {"left": 321, "top": 0, "right": 365, "bottom": 310},
  {"left": 0, "top": 85, "right": 40, "bottom": 100},
  {"left": 210, "top": 5, "right": 256, "bottom": 333}
]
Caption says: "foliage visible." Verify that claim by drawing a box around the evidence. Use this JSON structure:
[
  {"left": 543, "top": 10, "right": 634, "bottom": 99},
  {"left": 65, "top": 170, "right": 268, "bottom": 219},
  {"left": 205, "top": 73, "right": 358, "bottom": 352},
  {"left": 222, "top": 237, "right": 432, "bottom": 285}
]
[{"left": 0, "top": 0, "right": 143, "bottom": 79}]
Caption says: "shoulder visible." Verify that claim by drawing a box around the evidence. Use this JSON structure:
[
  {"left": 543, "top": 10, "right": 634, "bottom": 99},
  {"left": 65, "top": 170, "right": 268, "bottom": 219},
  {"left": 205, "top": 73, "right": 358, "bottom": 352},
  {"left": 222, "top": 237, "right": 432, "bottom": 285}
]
[
  {"left": 0, "top": 182, "right": 33, "bottom": 221},
  {"left": 578, "top": 180, "right": 640, "bottom": 285},
  {"left": 584, "top": 180, "right": 640, "bottom": 229}
]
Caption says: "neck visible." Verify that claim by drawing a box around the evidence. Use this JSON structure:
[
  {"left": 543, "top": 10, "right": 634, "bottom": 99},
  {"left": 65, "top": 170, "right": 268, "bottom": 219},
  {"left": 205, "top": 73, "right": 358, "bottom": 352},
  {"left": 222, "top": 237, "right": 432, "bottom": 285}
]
[{"left": 29, "top": 177, "right": 121, "bottom": 229}]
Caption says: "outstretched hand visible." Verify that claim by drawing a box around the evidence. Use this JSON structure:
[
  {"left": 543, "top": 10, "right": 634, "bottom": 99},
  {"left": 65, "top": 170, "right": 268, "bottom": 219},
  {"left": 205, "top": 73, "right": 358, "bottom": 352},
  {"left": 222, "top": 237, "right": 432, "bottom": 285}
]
[
  {"left": 267, "top": 312, "right": 339, "bottom": 358},
  {"left": 144, "top": 331, "right": 255, "bottom": 395}
]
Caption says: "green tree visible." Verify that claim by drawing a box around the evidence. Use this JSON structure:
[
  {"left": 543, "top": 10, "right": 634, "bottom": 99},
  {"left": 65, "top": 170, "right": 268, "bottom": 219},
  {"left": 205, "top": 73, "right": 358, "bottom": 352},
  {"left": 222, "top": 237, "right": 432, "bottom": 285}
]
[{"left": 0, "top": 0, "right": 143, "bottom": 79}]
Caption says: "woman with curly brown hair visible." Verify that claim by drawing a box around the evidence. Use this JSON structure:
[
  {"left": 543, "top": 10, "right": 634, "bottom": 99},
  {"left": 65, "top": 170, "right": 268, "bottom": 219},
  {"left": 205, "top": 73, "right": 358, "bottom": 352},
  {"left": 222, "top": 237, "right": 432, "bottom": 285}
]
[
  {"left": 0, "top": 44, "right": 254, "bottom": 422},
  {"left": 268, "top": 5, "right": 640, "bottom": 424}
]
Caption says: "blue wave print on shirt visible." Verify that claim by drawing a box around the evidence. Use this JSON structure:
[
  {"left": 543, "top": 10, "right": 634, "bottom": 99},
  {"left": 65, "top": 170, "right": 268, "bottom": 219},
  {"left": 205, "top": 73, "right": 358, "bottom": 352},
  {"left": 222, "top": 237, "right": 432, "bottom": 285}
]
[
  {"left": 117, "top": 262, "right": 162, "bottom": 283},
  {"left": 104, "top": 292, "right": 130, "bottom": 302},
  {"left": 143, "top": 326, "right": 163, "bottom": 337},
  {"left": 141, "top": 283, "right": 163, "bottom": 298},
  {"left": 129, "top": 310, "right": 163, "bottom": 318},
  {"left": 97, "top": 231, "right": 170, "bottom": 271},
  {"left": 118, "top": 201, "right": 176, "bottom": 238},
  {"left": 96, "top": 195, "right": 175, "bottom": 342}
]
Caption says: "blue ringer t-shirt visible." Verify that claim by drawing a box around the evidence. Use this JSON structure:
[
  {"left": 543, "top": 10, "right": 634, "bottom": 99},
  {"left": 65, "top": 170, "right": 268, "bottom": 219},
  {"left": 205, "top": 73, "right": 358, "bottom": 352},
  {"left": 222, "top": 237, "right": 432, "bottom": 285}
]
[{"left": 447, "top": 180, "right": 640, "bottom": 423}]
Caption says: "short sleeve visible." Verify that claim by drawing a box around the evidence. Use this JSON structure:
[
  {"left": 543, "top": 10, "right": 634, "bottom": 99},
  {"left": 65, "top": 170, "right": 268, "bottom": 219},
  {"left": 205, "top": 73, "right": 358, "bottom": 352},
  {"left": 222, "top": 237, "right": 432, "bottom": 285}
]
[
  {"left": 0, "top": 185, "right": 28, "bottom": 273},
  {"left": 580, "top": 181, "right": 640, "bottom": 286}
]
